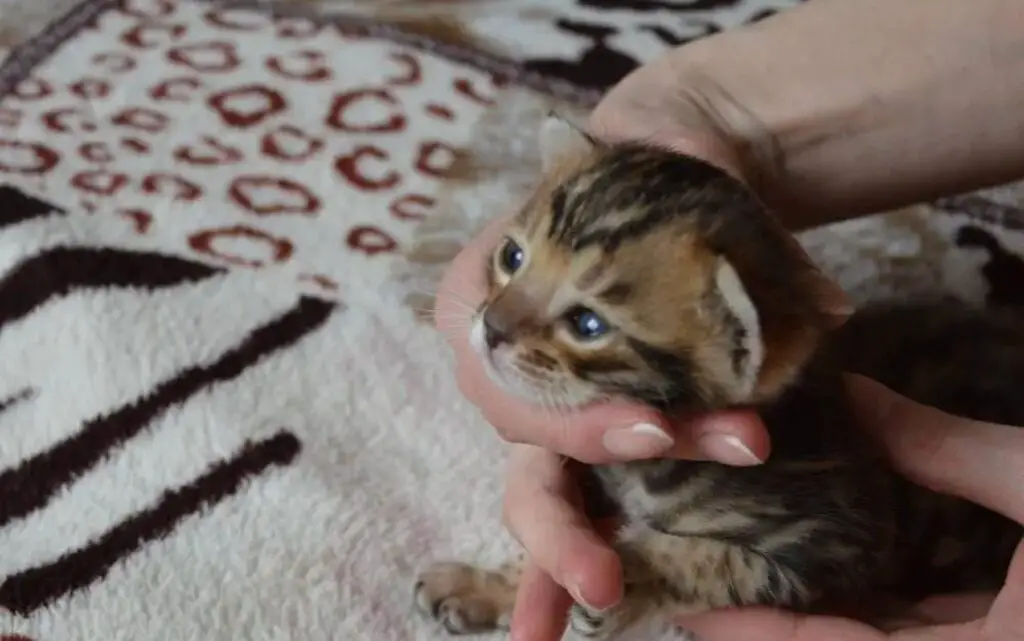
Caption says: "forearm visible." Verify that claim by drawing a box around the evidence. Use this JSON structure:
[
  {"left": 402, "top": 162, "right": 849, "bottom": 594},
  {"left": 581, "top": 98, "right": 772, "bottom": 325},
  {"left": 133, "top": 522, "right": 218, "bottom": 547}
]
[{"left": 671, "top": 0, "right": 1024, "bottom": 229}]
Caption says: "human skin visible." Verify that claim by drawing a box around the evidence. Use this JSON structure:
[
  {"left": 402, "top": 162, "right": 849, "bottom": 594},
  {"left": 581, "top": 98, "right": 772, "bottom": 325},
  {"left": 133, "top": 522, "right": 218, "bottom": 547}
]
[
  {"left": 432, "top": 0, "right": 1024, "bottom": 638},
  {"left": 676, "top": 375, "right": 1024, "bottom": 641}
]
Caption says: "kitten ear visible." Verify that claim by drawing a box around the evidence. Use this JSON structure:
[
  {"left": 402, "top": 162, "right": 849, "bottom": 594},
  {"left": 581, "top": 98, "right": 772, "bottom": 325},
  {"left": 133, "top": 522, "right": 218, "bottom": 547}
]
[
  {"left": 538, "top": 112, "right": 596, "bottom": 172},
  {"left": 761, "top": 212, "right": 853, "bottom": 328},
  {"left": 783, "top": 234, "right": 853, "bottom": 327},
  {"left": 807, "top": 267, "right": 854, "bottom": 328}
]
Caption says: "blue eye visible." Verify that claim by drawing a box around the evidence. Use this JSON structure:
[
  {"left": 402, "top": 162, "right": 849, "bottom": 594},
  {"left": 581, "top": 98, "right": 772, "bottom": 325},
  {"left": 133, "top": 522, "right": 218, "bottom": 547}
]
[
  {"left": 567, "top": 307, "right": 609, "bottom": 340},
  {"left": 499, "top": 238, "right": 525, "bottom": 274}
]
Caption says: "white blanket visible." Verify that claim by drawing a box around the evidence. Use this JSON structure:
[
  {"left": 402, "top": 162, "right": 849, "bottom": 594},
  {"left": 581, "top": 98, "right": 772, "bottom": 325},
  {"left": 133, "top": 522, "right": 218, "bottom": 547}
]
[{"left": 2, "top": 1, "right": 1023, "bottom": 641}]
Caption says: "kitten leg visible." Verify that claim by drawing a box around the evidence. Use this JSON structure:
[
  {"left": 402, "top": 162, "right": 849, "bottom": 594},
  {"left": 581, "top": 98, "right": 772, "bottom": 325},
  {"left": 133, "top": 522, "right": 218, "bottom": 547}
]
[
  {"left": 565, "top": 537, "right": 673, "bottom": 639},
  {"left": 567, "top": 526, "right": 812, "bottom": 640},
  {"left": 413, "top": 557, "right": 523, "bottom": 634},
  {"left": 566, "top": 581, "right": 665, "bottom": 640}
]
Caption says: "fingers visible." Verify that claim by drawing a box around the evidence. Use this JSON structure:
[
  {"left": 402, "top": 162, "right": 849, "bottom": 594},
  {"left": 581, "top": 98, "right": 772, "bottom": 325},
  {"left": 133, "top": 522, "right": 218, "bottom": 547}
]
[
  {"left": 509, "top": 563, "right": 573, "bottom": 641},
  {"left": 984, "top": 538, "right": 1024, "bottom": 639},
  {"left": 846, "top": 374, "right": 1024, "bottom": 524},
  {"left": 677, "top": 608, "right": 884, "bottom": 641},
  {"left": 469, "top": 368, "right": 769, "bottom": 464},
  {"left": 433, "top": 215, "right": 509, "bottom": 338},
  {"left": 502, "top": 446, "right": 623, "bottom": 609},
  {"left": 679, "top": 410, "right": 770, "bottom": 465},
  {"left": 458, "top": 339, "right": 769, "bottom": 464},
  {"left": 911, "top": 592, "right": 996, "bottom": 625}
]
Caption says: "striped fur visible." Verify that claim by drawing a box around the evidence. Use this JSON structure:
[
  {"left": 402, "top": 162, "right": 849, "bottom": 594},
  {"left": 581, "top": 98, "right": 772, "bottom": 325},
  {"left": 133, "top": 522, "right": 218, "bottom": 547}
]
[{"left": 414, "top": 116, "right": 1023, "bottom": 639}]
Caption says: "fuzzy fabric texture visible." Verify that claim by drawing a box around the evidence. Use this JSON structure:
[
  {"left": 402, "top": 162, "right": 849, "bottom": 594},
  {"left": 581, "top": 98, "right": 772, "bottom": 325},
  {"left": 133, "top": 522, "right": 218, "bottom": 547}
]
[
  {"left": 0, "top": 2, "right": 513, "bottom": 640},
  {"left": 1, "top": 2, "right": 1024, "bottom": 641}
]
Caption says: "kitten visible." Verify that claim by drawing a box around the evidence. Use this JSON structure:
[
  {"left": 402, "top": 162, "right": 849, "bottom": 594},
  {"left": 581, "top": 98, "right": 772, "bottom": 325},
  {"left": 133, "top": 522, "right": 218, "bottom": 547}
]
[{"left": 412, "top": 115, "right": 1024, "bottom": 639}]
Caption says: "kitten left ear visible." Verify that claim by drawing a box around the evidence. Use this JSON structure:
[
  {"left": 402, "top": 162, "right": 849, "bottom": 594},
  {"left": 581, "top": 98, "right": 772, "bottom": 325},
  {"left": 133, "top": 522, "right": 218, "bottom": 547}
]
[
  {"left": 538, "top": 112, "right": 596, "bottom": 172},
  {"left": 773, "top": 217, "right": 853, "bottom": 328},
  {"left": 807, "top": 267, "right": 853, "bottom": 328}
]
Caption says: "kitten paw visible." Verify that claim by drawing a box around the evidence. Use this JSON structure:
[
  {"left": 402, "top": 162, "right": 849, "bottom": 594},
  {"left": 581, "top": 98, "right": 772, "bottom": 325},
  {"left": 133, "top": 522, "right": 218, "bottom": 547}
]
[
  {"left": 413, "top": 562, "right": 514, "bottom": 634},
  {"left": 568, "top": 603, "right": 617, "bottom": 639}
]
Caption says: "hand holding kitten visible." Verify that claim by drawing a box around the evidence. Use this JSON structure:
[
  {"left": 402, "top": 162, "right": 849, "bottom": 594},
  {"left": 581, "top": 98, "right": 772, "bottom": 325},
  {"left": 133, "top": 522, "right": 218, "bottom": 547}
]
[
  {"left": 434, "top": 212, "right": 774, "bottom": 631},
  {"left": 436, "top": 213, "right": 770, "bottom": 467},
  {"left": 432, "top": 1, "right": 1024, "bottom": 639},
  {"left": 677, "top": 374, "right": 1024, "bottom": 641},
  {"left": 431, "top": 55, "right": 819, "bottom": 630}
]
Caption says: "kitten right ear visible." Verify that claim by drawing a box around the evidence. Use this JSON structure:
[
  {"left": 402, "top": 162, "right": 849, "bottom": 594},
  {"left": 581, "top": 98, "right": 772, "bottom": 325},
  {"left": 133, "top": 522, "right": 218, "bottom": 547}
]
[
  {"left": 538, "top": 112, "right": 596, "bottom": 172},
  {"left": 778, "top": 230, "right": 853, "bottom": 327}
]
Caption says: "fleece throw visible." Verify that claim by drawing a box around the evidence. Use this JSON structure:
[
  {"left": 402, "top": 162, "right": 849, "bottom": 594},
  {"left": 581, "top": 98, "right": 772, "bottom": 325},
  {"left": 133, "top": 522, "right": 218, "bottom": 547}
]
[{"left": 2, "top": 1, "right": 1024, "bottom": 641}]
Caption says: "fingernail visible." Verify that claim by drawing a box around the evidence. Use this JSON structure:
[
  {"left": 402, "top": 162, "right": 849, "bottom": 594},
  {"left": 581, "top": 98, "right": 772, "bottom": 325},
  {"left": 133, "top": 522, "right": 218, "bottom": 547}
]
[
  {"left": 698, "top": 433, "right": 762, "bottom": 466},
  {"left": 603, "top": 423, "right": 674, "bottom": 459},
  {"left": 568, "top": 582, "right": 603, "bottom": 612}
]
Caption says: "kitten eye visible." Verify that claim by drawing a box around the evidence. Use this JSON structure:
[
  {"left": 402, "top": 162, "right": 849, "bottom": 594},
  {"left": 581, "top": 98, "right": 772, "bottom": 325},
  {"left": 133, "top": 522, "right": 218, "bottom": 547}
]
[
  {"left": 498, "top": 238, "right": 525, "bottom": 274},
  {"left": 566, "top": 306, "right": 610, "bottom": 341}
]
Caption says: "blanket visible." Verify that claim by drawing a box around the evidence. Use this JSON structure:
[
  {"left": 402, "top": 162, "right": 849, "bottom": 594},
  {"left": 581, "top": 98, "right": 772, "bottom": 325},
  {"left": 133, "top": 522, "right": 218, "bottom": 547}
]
[{"left": 1, "top": 1, "right": 1023, "bottom": 641}]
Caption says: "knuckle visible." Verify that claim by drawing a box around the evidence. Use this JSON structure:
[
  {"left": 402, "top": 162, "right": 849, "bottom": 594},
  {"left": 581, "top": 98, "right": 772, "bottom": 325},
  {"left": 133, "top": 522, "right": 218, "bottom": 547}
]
[{"left": 491, "top": 421, "right": 522, "bottom": 444}]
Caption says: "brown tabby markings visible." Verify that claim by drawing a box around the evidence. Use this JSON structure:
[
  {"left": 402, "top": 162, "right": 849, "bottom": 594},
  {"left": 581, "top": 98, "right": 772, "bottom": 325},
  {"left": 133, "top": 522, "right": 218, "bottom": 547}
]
[{"left": 413, "top": 117, "right": 1023, "bottom": 639}]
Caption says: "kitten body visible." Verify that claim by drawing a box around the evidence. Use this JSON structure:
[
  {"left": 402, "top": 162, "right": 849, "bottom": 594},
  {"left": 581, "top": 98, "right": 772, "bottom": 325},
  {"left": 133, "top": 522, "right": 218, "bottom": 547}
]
[{"left": 413, "top": 117, "right": 1023, "bottom": 638}]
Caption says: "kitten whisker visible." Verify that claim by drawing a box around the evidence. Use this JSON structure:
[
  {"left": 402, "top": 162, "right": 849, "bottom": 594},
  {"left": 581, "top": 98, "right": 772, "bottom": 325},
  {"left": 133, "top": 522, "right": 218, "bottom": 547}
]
[
  {"left": 408, "top": 306, "right": 473, "bottom": 329},
  {"left": 432, "top": 294, "right": 481, "bottom": 317},
  {"left": 405, "top": 282, "right": 481, "bottom": 309},
  {"left": 434, "top": 327, "right": 474, "bottom": 341},
  {"left": 442, "top": 268, "right": 488, "bottom": 297},
  {"left": 429, "top": 311, "right": 473, "bottom": 323}
]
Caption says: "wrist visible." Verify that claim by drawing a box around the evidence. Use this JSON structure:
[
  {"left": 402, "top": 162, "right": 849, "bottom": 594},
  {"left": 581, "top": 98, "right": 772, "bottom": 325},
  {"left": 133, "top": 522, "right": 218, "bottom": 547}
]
[
  {"left": 587, "top": 47, "right": 815, "bottom": 231},
  {"left": 660, "top": 0, "right": 1024, "bottom": 227},
  {"left": 655, "top": 36, "right": 856, "bottom": 231},
  {"left": 586, "top": 55, "right": 750, "bottom": 189}
]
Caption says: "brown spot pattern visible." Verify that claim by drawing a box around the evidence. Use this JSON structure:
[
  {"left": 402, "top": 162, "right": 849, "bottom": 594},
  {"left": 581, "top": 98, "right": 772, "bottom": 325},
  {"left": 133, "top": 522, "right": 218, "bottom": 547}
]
[
  {"left": 189, "top": 225, "right": 294, "bottom": 267},
  {"left": 167, "top": 41, "right": 241, "bottom": 73},
  {"left": 111, "top": 107, "right": 170, "bottom": 133},
  {"left": 335, "top": 145, "right": 401, "bottom": 191},
  {"left": 174, "top": 136, "right": 243, "bottom": 166},
  {"left": 0, "top": 0, "right": 494, "bottom": 294},
  {"left": 389, "top": 194, "right": 435, "bottom": 221},
  {"left": 326, "top": 88, "right": 406, "bottom": 133},
  {"left": 228, "top": 176, "right": 321, "bottom": 216},
  {"left": 208, "top": 84, "right": 286, "bottom": 127},
  {"left": 265, "top": 50, "right": 331, "bottom": 82},
  {"left": 149, "top": 76, "right": 203, "bottom": 102},
  {"left": 0, "top": 140, "right": 60, "bottom": 175},
  {"left": 347, "top": 225, "right": 398, "bottom": 256},
  {"left": 42, "top": 107, "right": 98, "bottom": 133}
]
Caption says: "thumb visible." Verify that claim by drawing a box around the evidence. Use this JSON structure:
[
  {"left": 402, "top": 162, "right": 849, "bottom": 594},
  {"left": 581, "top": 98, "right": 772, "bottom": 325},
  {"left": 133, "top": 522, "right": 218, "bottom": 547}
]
[
  {"left": 984, "top": 537, "right": 1024, "bottom": 640},
  {"left": 845, "top": 374, "right": 1024, "bottom": 524}
]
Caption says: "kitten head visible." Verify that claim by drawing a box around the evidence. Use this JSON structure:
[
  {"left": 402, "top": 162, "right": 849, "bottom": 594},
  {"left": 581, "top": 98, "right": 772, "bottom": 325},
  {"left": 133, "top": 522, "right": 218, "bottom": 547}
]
[{"left": 470, "top": 114, "right": 850, "bottom": 412}]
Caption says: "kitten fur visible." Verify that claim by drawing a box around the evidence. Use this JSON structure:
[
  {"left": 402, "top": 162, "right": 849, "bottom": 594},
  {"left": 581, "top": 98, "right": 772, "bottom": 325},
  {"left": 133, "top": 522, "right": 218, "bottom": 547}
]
[{"left": 413, "top": 115, "right": 1023, "bottom": 639}]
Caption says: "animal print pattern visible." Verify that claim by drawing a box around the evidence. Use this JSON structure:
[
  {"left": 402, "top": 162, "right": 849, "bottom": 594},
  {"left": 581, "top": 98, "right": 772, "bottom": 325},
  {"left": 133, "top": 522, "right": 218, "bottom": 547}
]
[
  {"left": 0, "top": 0, "right": 503, "bottom": 297},
  {"left": 0, "top": 1, "right": 523, "bottom": 640},
  {"left": 0, "top": 1, "right": 1021, "bottom": 641}
]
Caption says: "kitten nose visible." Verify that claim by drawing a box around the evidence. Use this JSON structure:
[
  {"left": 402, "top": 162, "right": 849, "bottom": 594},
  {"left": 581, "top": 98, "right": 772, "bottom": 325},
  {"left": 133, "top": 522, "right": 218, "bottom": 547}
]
[{"left": 482, "top": 319, "right": 509, "bottom": 349}]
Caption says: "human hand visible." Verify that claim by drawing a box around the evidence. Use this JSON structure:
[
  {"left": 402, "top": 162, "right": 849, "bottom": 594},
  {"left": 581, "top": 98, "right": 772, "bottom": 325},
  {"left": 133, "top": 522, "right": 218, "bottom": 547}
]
[
  {"left": 675, "top": 374, "right": 1024, "bottom": 641},
  {"left": 500, "top": 444, "right": 621, "bottom": 641},
  {"left": 435, "top": 56, "right": 851, "bottom": 633},
  {"left": 436, "top": 168, "right": 772, "bottom": 641},
  {"left": 436, "top": 45, "right": 852, "bottom": 465},
  {"left": 435, "top": 214, "right": 770, "bottom": 637}
]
